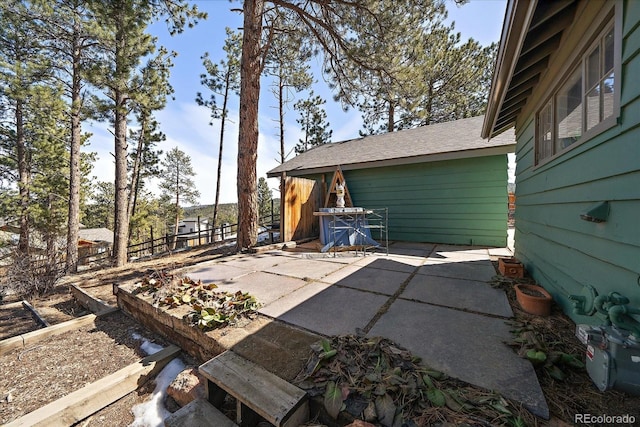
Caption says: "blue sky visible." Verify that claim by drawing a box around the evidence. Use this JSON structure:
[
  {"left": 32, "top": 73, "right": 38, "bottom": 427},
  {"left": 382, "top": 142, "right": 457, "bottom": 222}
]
[{"left": 87, "top": 0, "right": 508, "bottom": 205}]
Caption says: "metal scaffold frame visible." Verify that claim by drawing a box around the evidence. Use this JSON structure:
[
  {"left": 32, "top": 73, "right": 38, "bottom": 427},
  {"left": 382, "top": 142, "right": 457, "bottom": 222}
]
[{"left": 326, "top": 207, "right": 388, "bottom": 257}]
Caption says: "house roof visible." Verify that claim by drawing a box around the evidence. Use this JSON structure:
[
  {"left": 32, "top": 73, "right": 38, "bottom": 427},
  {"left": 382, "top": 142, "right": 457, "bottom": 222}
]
[
  {"left": 180, "top": 217, "right": 208, "bottom": 223},
  {"left": 78, "top": 228, "right": 114, "bottom": 244},
  {"left": 482, "top": 0, "right": 578, "bottom": 139},
  {"left": 268, "top": 115, "right": 515, "bottom": 177}
]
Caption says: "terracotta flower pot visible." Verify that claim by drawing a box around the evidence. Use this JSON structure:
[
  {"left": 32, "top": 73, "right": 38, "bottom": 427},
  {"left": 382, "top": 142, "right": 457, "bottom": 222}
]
[
  {"left": 499, "top": 257, "right": 524, "bottom": 278},
  {"left": 514, "top": 284, "right": 552, "bottom": 316}
]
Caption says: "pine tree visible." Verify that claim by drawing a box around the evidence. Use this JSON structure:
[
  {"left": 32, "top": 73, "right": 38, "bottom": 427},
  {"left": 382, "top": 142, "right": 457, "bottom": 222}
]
[
  {"left": 196, "top": 27, "right": 241, "bottom": 239},
  {"left": 83, "top": 181, "right": 115, "bottom": 230},
  {"left": 0, "top": 0, "right": 54, "bottom": 261},
  {"left": 27, "top": 0, "right": 105, "bottom": 273},
  {"left": 158, "top": 147, "right": 200, "bottom": 249},
  {"left": 127, "top": 46, "right": 175, "bottom": 241},
  {"left": 294, "top": 92, "right": 332, "bottom": 154},
  {"left": 331, "top": 3, "right": 497, "bottom": 135},
  {"left": 263, "top": 10, "right": 313, "bottom": 164},
  {"left": 257, "top": 177, "right": 273, "bottom": 221},
  {"left": 91, "top": 0, "right": 202, "bottom": 266}
]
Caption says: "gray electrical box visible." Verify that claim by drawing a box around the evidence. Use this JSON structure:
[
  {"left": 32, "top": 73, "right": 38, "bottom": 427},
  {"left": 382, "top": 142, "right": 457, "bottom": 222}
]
[{"left": 577, "top": 325, "right": 640, "bottom": 395}]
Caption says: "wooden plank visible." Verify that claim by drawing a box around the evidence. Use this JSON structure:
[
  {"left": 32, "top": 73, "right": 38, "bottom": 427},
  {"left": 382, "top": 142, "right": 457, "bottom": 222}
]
[
  {"left": 69, "top": 284, "right": 114, "bottom": 314},
  {"left": 200, "top": 351, "right": 307, "bottom": 426},
  {"left": 165, "top": 398, "right": 238, "bottom": 427},
  {"left": 1, "top": 301, "right": 24, "bottom": 309},
  {"left": 0, "top": 309, "right": 118, "bottom": 356},
  {"left": 283, "top": 176, "right": 321, "bottom": 242},
  {"left": 5, "top": 344, "right": 181, "bottom": 427},
  {"left": 21, "top": 300, "right": 50, "bottom": 328}
]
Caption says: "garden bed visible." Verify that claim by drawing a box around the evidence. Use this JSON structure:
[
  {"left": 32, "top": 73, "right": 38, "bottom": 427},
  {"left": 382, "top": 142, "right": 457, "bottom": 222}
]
[{"left": 0, "top": 310, "right": 168, "bottom": 424}]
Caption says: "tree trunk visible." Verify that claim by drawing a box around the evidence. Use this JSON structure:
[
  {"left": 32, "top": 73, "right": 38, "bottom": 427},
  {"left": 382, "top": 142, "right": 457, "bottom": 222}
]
[
  {"left": 112, "top": 2, "right": 130, "bottom": 267},
  {"left": 16, "top": 99, "right": 30, "bottom": 259},
  {"left": 236, "top": 0, "right": 263, "bottom": 250},
  {"left": 112, "top": 88, "right": 129, "bottom": 266},
  {"left": 211, "top": 68, "right": 230, "bottom": 240},
  {"left": 278, "top": 74, "right": 285, "bottom": 164},
  {"left": 66, "top": 21, "right": 82, "bottom": 273},
  {"left": 127, "top": 112, "right": 147, "bottom": 242},
  {"left": 172, "top": 162, "right": 180, "bottom": 250},
  {"left": 387, "top": 101, "right": 395, "bottom": 133}
]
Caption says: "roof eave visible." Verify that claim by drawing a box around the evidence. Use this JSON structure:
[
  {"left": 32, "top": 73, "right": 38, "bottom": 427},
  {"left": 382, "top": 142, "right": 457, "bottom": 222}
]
[
  {"left": 482, "top": 0, "right": 538, "bottom": 139},
  {"left": 267, "top": 144, "right": 516, "bottom": 178}
]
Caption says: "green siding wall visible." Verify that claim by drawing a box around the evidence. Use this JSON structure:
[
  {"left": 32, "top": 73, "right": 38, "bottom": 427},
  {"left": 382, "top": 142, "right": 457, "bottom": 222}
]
[
  {"left": 513, "top": 0, "right": 640, "bottom": 324},
  {"left": 306, "top": 156, "right": 509, "bottom": 247}
]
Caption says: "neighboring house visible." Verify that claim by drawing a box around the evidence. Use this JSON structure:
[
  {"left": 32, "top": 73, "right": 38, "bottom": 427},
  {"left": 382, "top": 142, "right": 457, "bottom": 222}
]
[
  {"left": 268, "top": 115, "right": 515, "bottom": 247},
  {"left": 482, "top": 0, "right": 639, "bottom": 324},
  {"left": 78, "top": 227, "right": 114, "bottom": 264},
  {"left": 176, "top": 217, "right": 211, "bottom": 248},
  {"left": 178, "top": 217, "right": 208, "bottom": 234}
]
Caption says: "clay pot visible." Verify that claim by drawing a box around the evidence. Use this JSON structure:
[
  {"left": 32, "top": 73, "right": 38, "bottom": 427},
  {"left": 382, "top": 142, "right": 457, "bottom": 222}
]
[
  {"left": 514, "top": 284, "right": 552, "bottom": 316},
  {"left": 499, "top": 257, "right": 524, "bottom": 278}
]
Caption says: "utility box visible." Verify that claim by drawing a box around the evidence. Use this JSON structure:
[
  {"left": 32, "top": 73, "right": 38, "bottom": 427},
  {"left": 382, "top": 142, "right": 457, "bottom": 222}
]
[{"left": 576, "top": 325, "right": 640, "bottom": 395}]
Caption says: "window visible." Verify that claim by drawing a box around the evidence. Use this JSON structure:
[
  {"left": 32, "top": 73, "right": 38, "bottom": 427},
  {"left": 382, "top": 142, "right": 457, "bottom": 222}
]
[{"left": 536, "top": 21, "right": 618, "bottom": 165}]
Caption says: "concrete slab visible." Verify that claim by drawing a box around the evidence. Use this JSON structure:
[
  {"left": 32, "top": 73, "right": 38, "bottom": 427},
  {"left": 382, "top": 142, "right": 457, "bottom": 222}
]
[
  {"left": 259, "top": 280, "right": 333, "bottom": 318},
  {"left": 165, "top": 398, "right": 237, "bottom": 427},
  {"left": 388, "top": 241, "right": 436, "bottom": 257},
  {"left": 181, "top": 263, "right": 254, "bottom": 285},
  {"left": 352, "top": 255, "right": 421, "bottom": 273},
  {"left": 260, "top": 284, "right": 388, "bottom": 337},
  {"left": 320, "top": 265, "right": 411, "bottom": 296},
  {"left": 207, "top": 271, "right": 309, "bottom": 306},
  {"left": 367, "top": 299, "right": 548, "bottom": 418},
  {"left": 401, "top": 275, "right": 513, "bottom": 318},
  {"left": 428, "top": 248, "right": 490, "bottom": 262},
  {"left": 220, "top": 253, "right": 293, "bottom": 271},
  {"left": 417, "top": 259, "right": 498, "bottom": 282},
  {"left": 296, "top": 252, "right": 360, "bottom": 264},
  {"left": 263, "top": 258, "right": 345, "bottom": 281},
  {"left": 488, "top": 247, "right": 513, "bottom": 258},
  {"left": 431, "top": 244, "right": 490, "bottom": 255}
]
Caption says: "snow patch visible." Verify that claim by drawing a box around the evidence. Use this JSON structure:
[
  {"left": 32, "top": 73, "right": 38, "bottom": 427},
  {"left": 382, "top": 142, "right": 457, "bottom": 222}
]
[{"left": 129, "top": 334, "right": 185, "bottom": 427}]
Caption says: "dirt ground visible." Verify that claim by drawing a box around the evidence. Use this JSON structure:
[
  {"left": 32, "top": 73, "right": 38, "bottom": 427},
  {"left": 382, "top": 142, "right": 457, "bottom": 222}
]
[
  {"left": 0, "top": 310, "right": 169, "bottom": 425},
  {"left": 1, "top": 243, "right": 639, "bottom": 426}
]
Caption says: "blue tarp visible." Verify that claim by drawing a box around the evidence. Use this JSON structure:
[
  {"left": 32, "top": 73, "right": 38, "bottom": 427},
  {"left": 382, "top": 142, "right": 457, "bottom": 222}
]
[{"left": 318, "top": 208, "right": 379, "bottom": 252}]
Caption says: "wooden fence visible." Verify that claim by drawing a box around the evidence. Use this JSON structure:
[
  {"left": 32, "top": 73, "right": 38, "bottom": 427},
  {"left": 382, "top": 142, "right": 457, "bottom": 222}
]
[{"left": 76, "top": 213, "right": 280, "bottom": 266}]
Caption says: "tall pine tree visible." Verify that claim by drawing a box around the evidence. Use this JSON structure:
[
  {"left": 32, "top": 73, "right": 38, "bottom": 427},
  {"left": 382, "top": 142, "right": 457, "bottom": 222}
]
[
  {"left": 0, "top": 0, "right": 54, "bottom": 261},
  {"left": 294, "top": 92, "right": 332, "bottom": 154},
  {"left": 159, "top": 147, "right": 200, "bottom": 249},
  {"left": 196, "top": 27, "right": 241, "bottom": 238},
  {"left": 91, "top": 0, "right": 202, "bottom": 266}
]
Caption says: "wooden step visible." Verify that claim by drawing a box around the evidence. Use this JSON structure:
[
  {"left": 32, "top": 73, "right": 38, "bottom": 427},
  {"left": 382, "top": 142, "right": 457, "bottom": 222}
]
[
  {"left": 199, "top": 351, "right": 308, "bottom": 427},
  {"left": 164, "top": 398, "right": 237, "bottom": 427}
]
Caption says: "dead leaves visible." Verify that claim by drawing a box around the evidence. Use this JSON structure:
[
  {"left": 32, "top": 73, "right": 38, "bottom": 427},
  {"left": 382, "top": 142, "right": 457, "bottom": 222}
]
[
  {"left": 132, "top": 269, "right": 259, "bottom": 330},
  {"left": 295, "top": 335, "right": 534, "bottom": 426}
]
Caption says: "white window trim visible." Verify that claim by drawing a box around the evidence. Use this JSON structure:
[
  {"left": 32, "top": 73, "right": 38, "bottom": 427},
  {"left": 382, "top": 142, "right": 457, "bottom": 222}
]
[{"left": 534, "top": 2, "right": 622, "bottom": 168}]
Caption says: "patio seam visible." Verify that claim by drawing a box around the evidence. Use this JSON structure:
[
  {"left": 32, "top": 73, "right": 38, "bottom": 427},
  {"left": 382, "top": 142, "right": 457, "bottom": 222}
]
[
  {"left": 360, "top": 246, "right": 437, "bottom": 334},
  {"left": 396, "top": 296, "right": 513, "bottom": 320}
]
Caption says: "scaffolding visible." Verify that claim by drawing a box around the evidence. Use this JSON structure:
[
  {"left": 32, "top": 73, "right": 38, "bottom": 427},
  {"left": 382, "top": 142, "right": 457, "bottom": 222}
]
[{"left": 322, "top": 207, "right": 388, "bottom": 256}]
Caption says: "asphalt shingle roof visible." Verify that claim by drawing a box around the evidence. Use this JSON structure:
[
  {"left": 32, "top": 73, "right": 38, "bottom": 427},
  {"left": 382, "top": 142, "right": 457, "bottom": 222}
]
[
  {"left": 267, "top": 115, "right": 515, "bottom": 177},
  {"left": 78, "top": 228, "right": 114, "bottom": 244}
]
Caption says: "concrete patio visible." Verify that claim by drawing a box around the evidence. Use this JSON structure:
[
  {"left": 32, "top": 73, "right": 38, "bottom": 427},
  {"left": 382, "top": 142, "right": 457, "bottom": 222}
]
[{"left": 179, "top": 238, "right": 549, "bottom": 418}]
